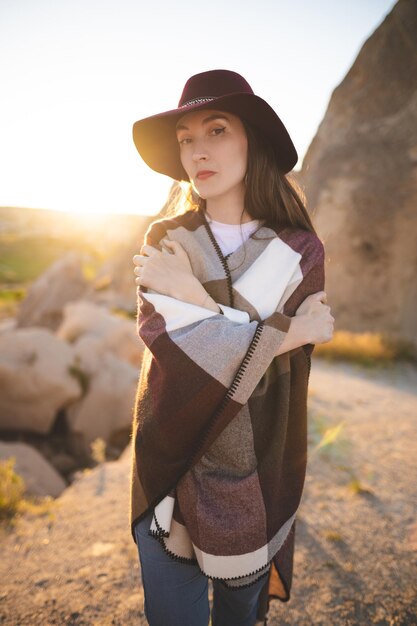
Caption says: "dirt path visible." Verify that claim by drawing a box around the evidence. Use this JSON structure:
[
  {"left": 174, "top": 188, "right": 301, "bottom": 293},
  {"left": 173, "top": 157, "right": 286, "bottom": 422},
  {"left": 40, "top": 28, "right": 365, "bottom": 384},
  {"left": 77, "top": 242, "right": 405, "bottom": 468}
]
[{"left": 1, "top": 359, "right": 416, "bottom": 625}]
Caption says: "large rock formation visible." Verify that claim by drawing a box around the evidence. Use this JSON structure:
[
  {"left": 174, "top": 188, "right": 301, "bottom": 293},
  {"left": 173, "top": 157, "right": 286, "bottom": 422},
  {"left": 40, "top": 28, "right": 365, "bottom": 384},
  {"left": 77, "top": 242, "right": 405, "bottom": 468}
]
[{"left": 299, "top": 0, "right": 417, "bottom": 353}]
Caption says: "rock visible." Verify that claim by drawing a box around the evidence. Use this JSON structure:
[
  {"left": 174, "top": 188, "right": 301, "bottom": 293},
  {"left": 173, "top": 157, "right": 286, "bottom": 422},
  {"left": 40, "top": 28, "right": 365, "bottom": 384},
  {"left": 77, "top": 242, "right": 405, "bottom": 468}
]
[
  {"left": 65, "top": 351, "right": 139, "bottom": 458},
  {"left": 56, "top": 300, "right": 144, "bottom": 367},
  {"left": 0, "top": 318, "right": 17, "bottom": 335},
  {"left": 0, "top": 441, "right": 67, "bottom": 497},
  {"left": 49, "top": 451, "right": 79, "bottom": 475},
  {"left": 119, "top": 440, "right": 133, "bottom": 463},
  {"left": 15, "top": 251, "right": 89, "bottom": 330},
  {"left": 87, "top": 286, "right": 137, "bottom": 315},
  {"left": 87, "top": 213, "right": 155, "bottom": 304},
  {"left": 69, "top": 335, "right": 106, "bottom": 376},
  {"left": 298, "top": 0, "right": 417, "bottom": 354},
  {"left": 0, "top": 328, "right": 81, "bottom": 433}
]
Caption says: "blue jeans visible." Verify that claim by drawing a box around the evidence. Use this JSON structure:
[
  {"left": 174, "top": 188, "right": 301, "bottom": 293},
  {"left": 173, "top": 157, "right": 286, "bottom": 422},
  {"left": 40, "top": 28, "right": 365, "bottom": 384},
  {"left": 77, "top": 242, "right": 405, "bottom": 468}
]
[{"left": 134, "top": 510, "right": 268, "bottom": 626}]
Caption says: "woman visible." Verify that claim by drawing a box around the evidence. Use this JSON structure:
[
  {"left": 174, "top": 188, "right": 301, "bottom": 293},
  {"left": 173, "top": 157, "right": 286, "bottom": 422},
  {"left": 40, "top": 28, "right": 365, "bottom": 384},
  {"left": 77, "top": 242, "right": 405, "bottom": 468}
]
[{"left": 129, "top": 69, "right": 334, "bottom": 626}]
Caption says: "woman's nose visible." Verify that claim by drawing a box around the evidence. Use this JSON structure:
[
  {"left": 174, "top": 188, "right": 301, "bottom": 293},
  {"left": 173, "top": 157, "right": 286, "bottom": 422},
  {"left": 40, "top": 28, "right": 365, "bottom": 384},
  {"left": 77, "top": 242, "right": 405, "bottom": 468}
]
[
  {"left": 192, "top": 152, "right": 208, "bottom": 161},
  {"left": 191, "top": 139, "right": 209, "bottom": 161}
]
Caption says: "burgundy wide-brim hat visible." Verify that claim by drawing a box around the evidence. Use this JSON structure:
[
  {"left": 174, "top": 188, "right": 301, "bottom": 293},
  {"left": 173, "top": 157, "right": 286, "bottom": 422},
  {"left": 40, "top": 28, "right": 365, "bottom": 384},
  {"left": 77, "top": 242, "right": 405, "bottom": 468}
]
[{"left": 132, "top": 69, "right": 298, "bottom": 181}]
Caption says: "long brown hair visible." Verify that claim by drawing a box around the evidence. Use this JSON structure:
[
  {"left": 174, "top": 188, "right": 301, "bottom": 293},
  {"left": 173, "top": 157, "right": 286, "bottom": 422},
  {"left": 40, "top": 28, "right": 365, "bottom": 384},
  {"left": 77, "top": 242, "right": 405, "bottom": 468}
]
[{"left": 161, "top": 117, "right": 317, "bottom": 236}]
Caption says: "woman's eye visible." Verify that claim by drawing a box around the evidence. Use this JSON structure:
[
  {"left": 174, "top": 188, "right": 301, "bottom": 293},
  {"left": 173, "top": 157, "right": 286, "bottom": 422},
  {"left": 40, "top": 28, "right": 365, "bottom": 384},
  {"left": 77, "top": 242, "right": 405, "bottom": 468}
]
[{"left": 178, "top": 127, "right": 225, "bottom": 146}]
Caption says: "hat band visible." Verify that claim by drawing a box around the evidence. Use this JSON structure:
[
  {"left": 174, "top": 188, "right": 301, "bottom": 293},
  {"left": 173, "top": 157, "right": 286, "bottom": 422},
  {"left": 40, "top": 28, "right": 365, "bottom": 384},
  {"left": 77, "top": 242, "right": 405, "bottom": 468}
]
[{"left": 179, "top": 96, "right": 216, "bottom": 108}]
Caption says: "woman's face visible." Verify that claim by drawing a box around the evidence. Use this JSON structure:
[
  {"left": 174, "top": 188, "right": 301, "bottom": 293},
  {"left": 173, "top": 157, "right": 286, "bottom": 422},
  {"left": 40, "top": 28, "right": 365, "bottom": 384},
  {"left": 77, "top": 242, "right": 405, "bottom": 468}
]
[{"left": 175, "top": 109, "right": 248, "bottom": 200}]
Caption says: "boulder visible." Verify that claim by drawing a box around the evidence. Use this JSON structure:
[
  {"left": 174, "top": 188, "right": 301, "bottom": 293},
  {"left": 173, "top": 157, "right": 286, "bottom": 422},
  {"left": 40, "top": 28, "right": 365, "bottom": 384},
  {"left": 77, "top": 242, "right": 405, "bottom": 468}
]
[
  {"left": 87, "top": 213, "right": 155, "bottom": 303},
  {"left": 0, "top": 318, "right": 16, "bottom": 335},
  {"left": 65, "top": 351, "right": 139, "bottom": 458},
  {"left": 119, "top": 440, "right": 133, "bottom": 463},
  {"left": 56, "top": 300, "right": 144, "bottom": 367},
  {"left": 0, "top": 328, "right": 81, "bottom": 433},
  {"left": 0, "top": 441, "right": 67, "bottom": 497},
  {"left": 16, "top": 251, "right": 89, "bottom": 330}
]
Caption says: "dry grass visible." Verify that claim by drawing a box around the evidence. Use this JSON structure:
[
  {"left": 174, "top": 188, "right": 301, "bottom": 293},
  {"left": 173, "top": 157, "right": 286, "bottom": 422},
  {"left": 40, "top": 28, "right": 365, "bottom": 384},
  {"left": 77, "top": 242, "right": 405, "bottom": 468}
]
[
  {"left": 0, "top": 457, "right": 57, "bottom": 529},
  {"left": 90, "top": 437, "right": 107, "bottom": 464},
  {"left": 0, "top": 457, "right": 25, "bottom": 520},
  {"left": 0, "top": 437, "right": 107, "bottom": 529},
  {"left": 314, "top": 330, "right": 416, "bottom": 366},
  {"left": 307, "top": 411, "right": 375, "bottom": 496}
]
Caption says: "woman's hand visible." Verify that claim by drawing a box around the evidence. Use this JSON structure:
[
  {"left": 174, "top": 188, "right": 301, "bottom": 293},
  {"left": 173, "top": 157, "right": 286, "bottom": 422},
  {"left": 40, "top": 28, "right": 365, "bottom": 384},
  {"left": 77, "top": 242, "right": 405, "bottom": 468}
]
[
  {"left": 133, "top": 238, "right": 197, "bottom": 299},
  {"left": 295, "top": 291, "right": 334, "bottom": 344}
]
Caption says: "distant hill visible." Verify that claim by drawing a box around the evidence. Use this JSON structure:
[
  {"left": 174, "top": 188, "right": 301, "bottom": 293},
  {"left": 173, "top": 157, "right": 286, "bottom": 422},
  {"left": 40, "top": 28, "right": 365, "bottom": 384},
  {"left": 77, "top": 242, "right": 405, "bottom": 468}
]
[
  {"left": 0, "top": 206, "right": 153, "bottom": 286},
  {"left": 0, "top": 206, "right": 150, "bottom": 247}
]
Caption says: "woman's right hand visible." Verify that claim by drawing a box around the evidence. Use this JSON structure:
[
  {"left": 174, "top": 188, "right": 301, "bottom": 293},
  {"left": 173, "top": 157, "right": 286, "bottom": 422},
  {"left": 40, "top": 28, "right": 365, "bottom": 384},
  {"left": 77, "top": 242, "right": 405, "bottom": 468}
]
[{"left": 295, "top": 291, "right": 334, "bottom": 344}]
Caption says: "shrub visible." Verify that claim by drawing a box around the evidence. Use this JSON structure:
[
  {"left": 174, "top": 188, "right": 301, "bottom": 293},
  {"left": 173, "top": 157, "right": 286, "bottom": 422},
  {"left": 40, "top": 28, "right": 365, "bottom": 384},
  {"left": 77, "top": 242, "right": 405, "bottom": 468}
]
[
  {"left": 0, "top": 457, "right": 26, "bottom": 520},
  {"left": 314, "top": 331, "right": 416, "bottom": 366}
]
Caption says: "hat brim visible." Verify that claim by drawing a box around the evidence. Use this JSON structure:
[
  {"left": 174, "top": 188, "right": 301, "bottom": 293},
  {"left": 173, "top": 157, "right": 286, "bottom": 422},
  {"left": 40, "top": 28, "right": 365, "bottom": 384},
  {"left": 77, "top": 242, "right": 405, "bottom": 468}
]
[{"left": 132, "top": 92, "right": 297, "bottom": 181}]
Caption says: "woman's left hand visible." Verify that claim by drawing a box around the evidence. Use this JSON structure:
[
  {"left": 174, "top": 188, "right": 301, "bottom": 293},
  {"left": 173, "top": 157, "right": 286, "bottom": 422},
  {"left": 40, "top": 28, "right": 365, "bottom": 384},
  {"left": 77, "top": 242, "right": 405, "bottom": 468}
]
[{"left": 133, "top": 238, "right": 196, "bottom": 299}]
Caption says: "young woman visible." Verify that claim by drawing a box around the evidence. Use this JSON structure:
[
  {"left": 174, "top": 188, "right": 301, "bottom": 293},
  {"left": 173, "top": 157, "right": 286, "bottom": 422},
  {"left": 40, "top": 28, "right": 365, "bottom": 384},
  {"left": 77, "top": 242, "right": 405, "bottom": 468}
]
[{"left": 129, "top": 69, "right": 334, "bottom": 626}]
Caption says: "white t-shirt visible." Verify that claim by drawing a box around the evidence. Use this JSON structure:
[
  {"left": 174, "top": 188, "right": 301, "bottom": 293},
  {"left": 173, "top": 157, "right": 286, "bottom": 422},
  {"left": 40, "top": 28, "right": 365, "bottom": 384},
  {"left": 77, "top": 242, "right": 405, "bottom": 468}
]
[{"left": 204, "top": 212, "right": 262, "bottom": 257}]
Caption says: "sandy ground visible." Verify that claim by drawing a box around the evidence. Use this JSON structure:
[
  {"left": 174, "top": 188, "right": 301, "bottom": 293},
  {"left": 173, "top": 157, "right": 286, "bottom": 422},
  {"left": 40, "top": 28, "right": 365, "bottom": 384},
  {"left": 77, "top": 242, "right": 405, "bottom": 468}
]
[{"left": 1, "top": 358, "right": 416, "bottom": 626}]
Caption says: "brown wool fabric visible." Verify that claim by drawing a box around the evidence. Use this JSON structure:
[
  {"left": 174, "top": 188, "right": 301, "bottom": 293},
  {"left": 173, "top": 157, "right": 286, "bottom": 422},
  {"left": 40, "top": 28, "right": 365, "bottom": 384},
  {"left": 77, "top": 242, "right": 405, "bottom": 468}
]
[{"left": 129, "top": 205, "right": 325, "bottom": 623}]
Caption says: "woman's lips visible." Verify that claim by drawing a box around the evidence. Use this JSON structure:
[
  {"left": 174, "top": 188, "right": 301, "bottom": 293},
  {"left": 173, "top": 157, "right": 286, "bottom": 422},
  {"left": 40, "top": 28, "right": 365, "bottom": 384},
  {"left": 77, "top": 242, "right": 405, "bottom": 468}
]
[{"left": 196, "top": 171, "right": 216, "bottom": 180}]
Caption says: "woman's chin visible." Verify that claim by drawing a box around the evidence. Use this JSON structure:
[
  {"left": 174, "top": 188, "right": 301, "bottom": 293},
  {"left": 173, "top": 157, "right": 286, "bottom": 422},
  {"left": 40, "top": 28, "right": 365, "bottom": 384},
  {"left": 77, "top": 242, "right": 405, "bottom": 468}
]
[
  {"left": 194, "top": 183, "right": 226, "bottom": 200},
  {"left": 190, "top": 181, "right": 206, "bottom": 198},
  {"left": 192, "top": 186, "right": 211, "bottom": 200}
]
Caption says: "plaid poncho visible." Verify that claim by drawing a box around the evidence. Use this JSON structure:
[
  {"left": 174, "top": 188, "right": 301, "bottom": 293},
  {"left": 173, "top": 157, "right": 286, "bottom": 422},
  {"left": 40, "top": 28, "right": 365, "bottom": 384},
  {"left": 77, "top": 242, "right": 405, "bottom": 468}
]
[{"left": 129, "top": 205, "right": 325, "bottom": 622}]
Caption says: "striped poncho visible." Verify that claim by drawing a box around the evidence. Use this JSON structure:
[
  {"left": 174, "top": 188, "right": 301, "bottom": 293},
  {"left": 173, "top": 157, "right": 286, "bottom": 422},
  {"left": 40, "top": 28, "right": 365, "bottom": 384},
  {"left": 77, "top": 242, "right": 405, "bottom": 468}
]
[{"left": 129, "top": 204, "right": 325, "bottom": 622}]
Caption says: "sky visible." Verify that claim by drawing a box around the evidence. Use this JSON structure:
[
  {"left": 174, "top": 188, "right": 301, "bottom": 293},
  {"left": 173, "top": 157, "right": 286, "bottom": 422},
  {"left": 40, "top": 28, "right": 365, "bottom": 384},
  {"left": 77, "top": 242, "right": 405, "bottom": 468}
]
[{"left": 0, "top": 0, "right": 397, "bottom": 217}]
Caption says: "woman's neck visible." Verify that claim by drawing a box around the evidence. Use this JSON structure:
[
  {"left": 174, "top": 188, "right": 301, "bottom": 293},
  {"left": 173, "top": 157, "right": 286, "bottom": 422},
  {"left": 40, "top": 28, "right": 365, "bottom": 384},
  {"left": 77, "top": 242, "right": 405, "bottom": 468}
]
[{"left": 205, "top": 187, "right": 254, "bottom": 225}]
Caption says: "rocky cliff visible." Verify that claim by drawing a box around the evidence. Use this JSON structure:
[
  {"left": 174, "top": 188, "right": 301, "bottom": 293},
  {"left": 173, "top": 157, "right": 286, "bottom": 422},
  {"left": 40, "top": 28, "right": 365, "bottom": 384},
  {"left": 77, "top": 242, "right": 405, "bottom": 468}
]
[{"left": 299, "top": 0, "right": 417, "bottom": 353}]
